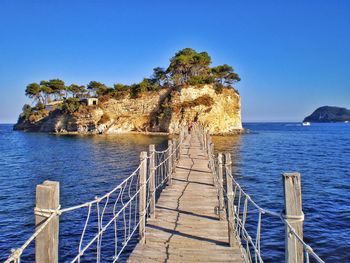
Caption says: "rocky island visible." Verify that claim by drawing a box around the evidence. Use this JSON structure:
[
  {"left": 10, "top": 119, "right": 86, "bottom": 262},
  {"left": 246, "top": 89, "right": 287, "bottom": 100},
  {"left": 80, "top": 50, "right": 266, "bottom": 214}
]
[
  {"left": 14, "top": 48, "right": 243, "bottom": 135},
  {"left": 303, "top": 106, "right": 350, "bottom": 123}
]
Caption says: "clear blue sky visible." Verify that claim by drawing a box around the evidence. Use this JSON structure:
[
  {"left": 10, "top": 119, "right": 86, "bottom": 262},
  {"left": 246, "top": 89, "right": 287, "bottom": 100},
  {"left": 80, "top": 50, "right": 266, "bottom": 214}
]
[{"left": 0, "top": 0, "right": 349, "bottom": 123}]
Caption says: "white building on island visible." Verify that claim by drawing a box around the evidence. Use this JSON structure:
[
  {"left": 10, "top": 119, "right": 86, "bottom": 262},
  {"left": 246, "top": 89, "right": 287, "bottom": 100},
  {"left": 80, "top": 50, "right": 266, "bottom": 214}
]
[{"left": 81, "top": 98, "right": 98, "bottom": 106}]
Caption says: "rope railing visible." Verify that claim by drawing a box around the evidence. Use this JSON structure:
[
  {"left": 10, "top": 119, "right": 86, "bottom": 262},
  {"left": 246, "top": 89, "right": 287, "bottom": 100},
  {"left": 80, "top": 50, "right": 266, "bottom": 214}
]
[
  {"left": 226, "top": 171, "right": 325, "bottom": 263},
  {"left": 6, "top": 123, "right": 326, "bottom": 263},
  {"left": 5, "top": 130, "right": 185, "bottom": 263},
  {"left": 196, "top": 123, "right": 326, "bottom": 263}
]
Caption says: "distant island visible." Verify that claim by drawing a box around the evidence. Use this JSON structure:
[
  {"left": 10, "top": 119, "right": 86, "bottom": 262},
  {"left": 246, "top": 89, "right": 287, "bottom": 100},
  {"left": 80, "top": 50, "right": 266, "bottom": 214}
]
[
  {"left": 303, "top": 106, "right": 350, "bottom": 123},
  {"left": 14, "top": 48, "right": 243, "bottom": 135}
]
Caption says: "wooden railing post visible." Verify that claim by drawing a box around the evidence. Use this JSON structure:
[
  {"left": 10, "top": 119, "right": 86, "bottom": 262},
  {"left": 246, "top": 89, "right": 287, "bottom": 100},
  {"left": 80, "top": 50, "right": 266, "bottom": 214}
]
[
  {"left": 139, "top": 151, "right": 148, "bottom": 244},
  {"left": 207, "top": 135, "right": 212, "bottom": 156},
  {"left": 225, "top": 153, "right": 235, "bottom": 247},
  {"left": 168, "top": 140, "right": 173, "bottom": 185},
  {"left": 35, "top": 181, "right": 59, "bottom": 263},
  {"left": 179, "top": 128, "right": 183, "bottom": 142},
  {"left": 179, "top": 128, "right": 184, "bottom": 156},
  {"left": 283, "top": 172, "right": 304, "bottom": 263},
  {"left": 208, "top": 142, "right": 213, "bottom": 165},
  {"left": 175, "top": 138, "right": 180, "bottom": 161},
  {"left": 206, "top": 131, "right": 210, "bottom": 155},
  {"left": 172, "top": 138, "right": 177, "bottom": 171},
  {"left": 149, "top": 145, "right": 156, "bottom": 219},
  {"left": 217, "top": 153, "right": 225, "bottom": 220}
]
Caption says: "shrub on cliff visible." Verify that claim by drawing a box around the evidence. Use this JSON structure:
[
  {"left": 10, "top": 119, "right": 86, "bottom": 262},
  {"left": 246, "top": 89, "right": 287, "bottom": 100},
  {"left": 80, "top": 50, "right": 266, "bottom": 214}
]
[
  {"left": 20, "top": 104, "right": 33, "bottom": 120},
  {"left": 114, "top": 83, "right": 131, "bottom": 92},
  {"left": 172, "top": 95, "right": 215, "bottom": 112},
  {"left": 98, "top": 113, "right": 111, "bottom": 125},
  {"left": 35, "top": 102, "right": 45, "bottom": 110},
  {"left": 214, "top": 83, "right": 224, "bottom": 94},
  {"left": 130, "top": 78, "right": 160, "bottom": 98},
  {"left": 183, "top": 95, "right": 214, "bottom": 108},
  {"left": 61, "top": 98, "right": 82, "bottom": 113}
]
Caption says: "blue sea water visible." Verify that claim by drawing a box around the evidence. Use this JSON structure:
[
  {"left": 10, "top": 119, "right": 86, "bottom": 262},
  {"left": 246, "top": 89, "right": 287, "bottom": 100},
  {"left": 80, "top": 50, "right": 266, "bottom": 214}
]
[
  {"left": 0, "top": 123, "right": 349, "bottom": 262},
  {"left": 213, "top": 123, "right": 350, "bottom": 262}
]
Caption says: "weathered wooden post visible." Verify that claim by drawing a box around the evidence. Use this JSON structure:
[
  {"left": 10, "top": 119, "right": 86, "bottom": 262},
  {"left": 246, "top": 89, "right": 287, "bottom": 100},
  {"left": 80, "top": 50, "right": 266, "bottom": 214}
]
[
  {"left": 217, "top": 153, "right": 225, "bottom": 220},
  {"left": 35, "top": 180, "right": 60, "bottom": 263},
  {"left": 283, "top": 172, "right": 304, "bottom": 263},
  {"left": 180, "top": 126, "right": 185, "bottom": 141},
  {"left": 139, "top": 151, "right": 148, "bottom": 244},
  {"left": 208, "top": 141, "right": 214, "bottom": 171},
  {"left": 210, "top": 143, "right": 214, "bottom": 159},
  {"left": 172, "top": 138, "right": 177, "bottom": 171},
  {"left": 206, "top": 131, "right": 210, "bottom": 155},
  {"left": 179, "top": 128, "right": 184, "bottom": 156},
  {"left": 207, "top": 135, "right": 212, "bottom": 156},
  {"left": 175, "top": 137, "right": 180, "bottom": 161},
  {"left": 168, "top": 140, "right": 173, "bottom": 185},
  {"left": 149, "top": 145, "right": 156, "bottom": 219},
  {"left": 225, "top": 153, "right": 235, "bottom": 247}
]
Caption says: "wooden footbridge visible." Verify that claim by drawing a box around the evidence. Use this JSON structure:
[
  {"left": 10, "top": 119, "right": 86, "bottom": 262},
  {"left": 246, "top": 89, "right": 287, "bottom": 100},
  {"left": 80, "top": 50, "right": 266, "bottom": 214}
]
[
  {"left": 5, "top": 124, "right": 325, "bottom": 263},
  {"left": 128, "top": 129, "right": 244, "bottom": 263}
]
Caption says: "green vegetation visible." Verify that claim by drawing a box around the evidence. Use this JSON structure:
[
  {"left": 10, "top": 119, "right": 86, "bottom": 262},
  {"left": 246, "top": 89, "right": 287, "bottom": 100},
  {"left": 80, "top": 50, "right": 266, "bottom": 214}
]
[
  {"left": 166, "top": 48, "right": 240, "bottom": 91},
  {"left": 20, "top": 104, "right": 33, "bottom": 120},
  {"left": 68, "top": 84, "right": 87, "bottom": 98},
  {"left": 167, "top": 48, "right": 212, "bottom": 85},
  {"left": 87, "top": 81, "right": 109, "bottom": 97},
  {"left": 22, "top": 48, "right": 240, "bottom": 112},
  {"left": 171, "top": 95, "right": 215, "bottom": 113},
  {"left": 211, "top": 64, "right": 240, "bottom": 85},
  {"left": 177, "top": 95, "right": 214, "bottom": 110},
  {"left": 61, "top": 98, "right": 82, "bottom": 113}
]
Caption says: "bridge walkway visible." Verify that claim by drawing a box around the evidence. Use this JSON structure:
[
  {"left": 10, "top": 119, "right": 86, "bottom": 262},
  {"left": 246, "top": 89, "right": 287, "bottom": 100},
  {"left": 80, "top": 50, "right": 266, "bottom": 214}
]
[{"left": 127, "top": 132, "right": 245, "bottom": 263}]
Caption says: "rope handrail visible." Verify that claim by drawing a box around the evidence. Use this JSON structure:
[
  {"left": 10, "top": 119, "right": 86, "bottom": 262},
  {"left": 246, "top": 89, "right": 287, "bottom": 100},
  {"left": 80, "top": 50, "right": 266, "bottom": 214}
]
[
  {"left": 4, "top": 208, "right": 59, "bottom": 263},
  {"left": 153, "top": 138, "right": 182, "bottom": 170},
  {"left": 196, "top": 122, "right": 326, "bottom": 263},
  {"left": 221, "top": 164, "right": 325, "bottom": 263},
  {"left": 5, "top": 132, "right": 185, "bottom": 263},
  {"left": 5, "top": 123, "right": 328, "bottom": 263},
  {"left": 226, "top": 170, "right": 325, "bottom": 263}
]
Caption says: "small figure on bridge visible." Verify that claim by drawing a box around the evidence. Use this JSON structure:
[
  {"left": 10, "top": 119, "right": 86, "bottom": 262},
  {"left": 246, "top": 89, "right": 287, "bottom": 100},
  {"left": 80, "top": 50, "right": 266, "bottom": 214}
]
[{"left": 188, "top": 122, "right": 193, "bottom": 134}]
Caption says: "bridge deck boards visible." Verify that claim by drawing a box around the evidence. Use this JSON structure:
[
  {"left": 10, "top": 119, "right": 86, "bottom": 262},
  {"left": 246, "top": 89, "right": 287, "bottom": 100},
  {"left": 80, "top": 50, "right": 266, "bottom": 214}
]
[{"left": 127, "top": 134, "right": 245, "bottom": 263}]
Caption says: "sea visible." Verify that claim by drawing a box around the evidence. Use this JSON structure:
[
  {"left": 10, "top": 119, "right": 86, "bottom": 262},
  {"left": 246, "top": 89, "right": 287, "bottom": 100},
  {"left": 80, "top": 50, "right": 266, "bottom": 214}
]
[{"left": 0, "top": 123, "right": 349, "bottom": 262}]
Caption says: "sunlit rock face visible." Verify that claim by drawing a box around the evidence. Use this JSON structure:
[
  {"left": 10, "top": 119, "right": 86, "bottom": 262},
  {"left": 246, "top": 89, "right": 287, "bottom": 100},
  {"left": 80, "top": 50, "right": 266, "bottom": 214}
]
[
  {"left": 167, "top": 85, "right": 242, "bottom": 134},
  {"left": 15, "top": 85, "right": 242, "bottom": 135}
]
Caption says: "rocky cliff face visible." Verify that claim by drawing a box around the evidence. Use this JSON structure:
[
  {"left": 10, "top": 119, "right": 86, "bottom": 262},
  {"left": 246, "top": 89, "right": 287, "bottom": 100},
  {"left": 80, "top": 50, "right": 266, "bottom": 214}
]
[
  {"left": 168, "top": 85, "right": 242, "bottom": 134},
  {"left": 15, "top": 85, "right": 243, "bottom": 134}
]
